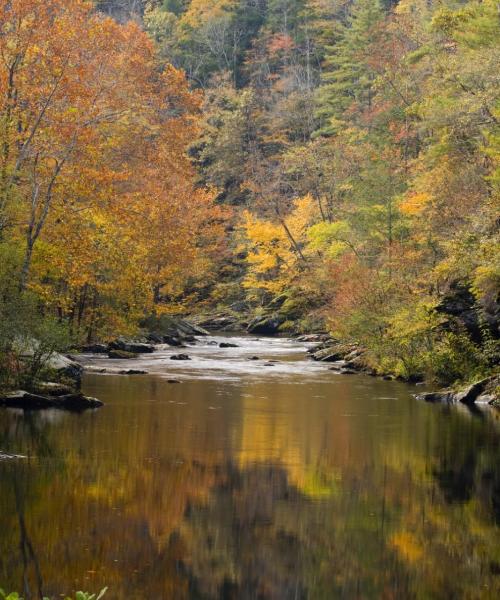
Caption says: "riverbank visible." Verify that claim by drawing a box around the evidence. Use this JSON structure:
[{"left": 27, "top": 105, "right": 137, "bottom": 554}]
[{"left": 1, "top": 312, "right": 498, "bottom": 411}]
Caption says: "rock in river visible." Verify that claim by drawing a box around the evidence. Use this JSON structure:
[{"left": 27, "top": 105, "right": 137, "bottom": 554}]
[
  {"left": 108, "top": 349, "right": 138, "bottom": 359},
  {"left": 415, "top": 375, "right": 500, "bottom": 405},
  {"left": 109, "top": 338, "right": 155, "bottom": 354},
  {"left": 170, "top": 354, "right": 191, "bottom": 361},
  {"left": 0, "top": 390, "right": 103, "bottom": 411}
]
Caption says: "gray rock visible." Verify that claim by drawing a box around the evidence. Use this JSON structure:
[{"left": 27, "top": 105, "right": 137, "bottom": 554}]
[
  {"left": 312, "top": 344, "right": 355, "bottom": 362},
  {"left": 48, "top": 353, "right": 84, "bottom": 382},
  {"left": 170, "top": 354, "right": 191, "bottom": 361}
]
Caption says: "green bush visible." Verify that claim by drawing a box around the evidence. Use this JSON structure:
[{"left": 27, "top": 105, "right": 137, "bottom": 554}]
[{"left": 0, "top": 293, "right": 73, "bottom": 391}]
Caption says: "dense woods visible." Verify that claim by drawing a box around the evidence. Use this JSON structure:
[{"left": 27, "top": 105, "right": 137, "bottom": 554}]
[{"left": 1, "top": 0, "right": 499, "bottom": 387}]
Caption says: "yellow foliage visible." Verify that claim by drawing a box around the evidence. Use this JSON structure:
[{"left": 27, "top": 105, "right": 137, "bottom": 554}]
[
  {"left": 181, "top": 0, "right": 237, "bottom": 27},
  {"left": 399, "top": 192, "right": 433, "bottom": 215},
  {"left": 390, "top": 531, "right": 424, "bottom": 564}
]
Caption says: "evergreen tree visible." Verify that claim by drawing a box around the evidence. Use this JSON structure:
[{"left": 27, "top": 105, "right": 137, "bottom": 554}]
[{"left": 315, "top": 0, "right": 385, "bottom": 136}]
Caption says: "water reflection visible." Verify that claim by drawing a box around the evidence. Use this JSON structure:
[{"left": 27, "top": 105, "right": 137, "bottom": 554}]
[{"left": 1, "top": 354, "right": 500, "bottom": 599}]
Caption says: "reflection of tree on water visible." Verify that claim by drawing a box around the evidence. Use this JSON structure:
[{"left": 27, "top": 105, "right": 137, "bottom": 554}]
[
  {"left": 2, "top": 389, "right": 500, "bottom": 599},
  {"left": 14, "top": 474, "right": 45, "bottom": 600},
  {"left": 180, "top": 463, "right": 308, "bottom": 600},
  {"left": 0, "top": 411, "right": 64, "bottom": 599}
]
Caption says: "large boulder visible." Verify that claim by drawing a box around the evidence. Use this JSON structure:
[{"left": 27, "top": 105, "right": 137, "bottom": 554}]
[
  {"left": 142, "top": 315, "right": 210, "bottom": 338},
  {"left": 47, "top": 353, "right": 84, "bottom": 383},
  {"left": 247, "top": 315, "right": 285, "bottom": 335},
  {"left": 196, "top": 314, "right": 243, "bottom": 332}
]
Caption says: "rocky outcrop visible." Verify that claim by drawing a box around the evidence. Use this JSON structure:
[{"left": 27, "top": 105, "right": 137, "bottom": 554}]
[
  {"left": 142, "top": 315, "right": 210, "bottom": 339},
  {"left": 310, "top": 342, "right": 374, "bottom": 375},
  {"left": 436, "top": 283, "right": 499, "bottom": 349},
  {"left": 311, "top": 342, "right": 360, "bottom": 362},
  {"left": 296, "top": 334, "right": 332, "bottom": 343},
  {"left": 195, "top": 314, "right": 245, "bottom": 332},
  {"left": 47, "top": 353, "right": 84, "bottom": 385},
  {"left": 247, "top": 315, "right": 285, "bottom": 335},
  {"left": 416, "top": 375, "right": 499, "bottom": 405},
  {"left": 0, "top": 390, "right": 103, "bottom": 411}
]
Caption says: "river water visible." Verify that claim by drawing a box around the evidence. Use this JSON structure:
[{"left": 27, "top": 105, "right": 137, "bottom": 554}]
[{"left": 1, "top": 336, "right": 500, "bottom": 599}]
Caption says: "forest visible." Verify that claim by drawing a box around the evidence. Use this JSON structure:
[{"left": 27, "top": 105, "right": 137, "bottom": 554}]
[{"left": 0, "top": 0, "right": 499, "bottom": 388}]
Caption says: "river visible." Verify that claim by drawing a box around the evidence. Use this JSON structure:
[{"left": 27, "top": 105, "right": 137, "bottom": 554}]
[{"left": 1, "top": 335, "right": 500, "bottom": 599}]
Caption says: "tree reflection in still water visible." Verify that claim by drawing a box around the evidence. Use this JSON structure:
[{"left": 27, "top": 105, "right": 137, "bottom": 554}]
[{"left": 1, "top": 375, "right": 500, "bottom": 599}]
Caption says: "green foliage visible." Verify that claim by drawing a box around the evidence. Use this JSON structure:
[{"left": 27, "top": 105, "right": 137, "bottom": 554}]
[{"left": 0, "top": 292, "right": 73, "bottom": 390}]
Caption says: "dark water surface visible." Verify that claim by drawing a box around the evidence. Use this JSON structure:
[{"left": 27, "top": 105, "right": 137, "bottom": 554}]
[{"left": 1, "top": 336, "right": 500, "bottom": 599}]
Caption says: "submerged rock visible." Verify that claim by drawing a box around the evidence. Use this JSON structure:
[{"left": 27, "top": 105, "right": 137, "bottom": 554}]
[
  {"left": 0, "top": 390, "right": 103, "bottom": 411},
  {"left": 118, "top": 369, "right": 148, "bottom": 375},
  {"left": 219, "top": 342, "right": 239, "bottom": 348}
]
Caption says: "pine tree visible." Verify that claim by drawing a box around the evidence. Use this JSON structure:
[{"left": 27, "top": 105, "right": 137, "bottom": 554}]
[{"left": 315, "top": 0, "right": 385, "bottom": 136}]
